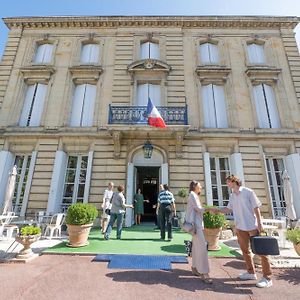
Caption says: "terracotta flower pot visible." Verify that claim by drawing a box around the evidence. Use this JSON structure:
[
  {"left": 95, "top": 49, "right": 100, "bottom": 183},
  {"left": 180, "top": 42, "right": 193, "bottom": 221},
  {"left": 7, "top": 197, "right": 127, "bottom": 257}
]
[
  {"left": 15, "top": 234, "right": 41, "bottom": 259},
  {"left": 67, "top": 223, "right": 93, "bottom": 247},
  {"left": 204, "top": 227, "right": 222, "bottom": 251},
  {"left": 293, "top": 243, "right": 300, "bottom": 256}
]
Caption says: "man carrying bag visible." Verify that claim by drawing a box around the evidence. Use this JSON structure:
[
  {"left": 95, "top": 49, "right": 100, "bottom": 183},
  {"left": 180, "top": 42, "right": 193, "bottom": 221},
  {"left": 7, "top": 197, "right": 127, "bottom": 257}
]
[{"left": 216, "top": 175, "right": 273, "bottom": 288}]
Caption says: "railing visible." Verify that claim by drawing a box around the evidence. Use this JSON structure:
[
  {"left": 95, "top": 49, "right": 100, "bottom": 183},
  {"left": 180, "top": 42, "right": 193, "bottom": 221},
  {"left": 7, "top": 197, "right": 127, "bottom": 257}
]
[{"left": 108, "top": 105, "right": 188, "bottom": 125}]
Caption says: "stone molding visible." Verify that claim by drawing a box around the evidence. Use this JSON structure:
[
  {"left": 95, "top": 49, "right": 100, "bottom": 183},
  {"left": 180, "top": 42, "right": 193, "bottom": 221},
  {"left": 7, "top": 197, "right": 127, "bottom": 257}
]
[
  {"left": 195, "top": 65, "right": 231, "bottom": 84},
  {"left": 69, "top": 65, "right": 103, "bottom": 84},
  {"left": 20, "top": 66, "right": 55, "bottom": 84},
  {"left": 4, "top": 16, "right": 299, "bottom": 30},
  {"left": 245, "top": 66, "right": 281, "bottom": 84}
]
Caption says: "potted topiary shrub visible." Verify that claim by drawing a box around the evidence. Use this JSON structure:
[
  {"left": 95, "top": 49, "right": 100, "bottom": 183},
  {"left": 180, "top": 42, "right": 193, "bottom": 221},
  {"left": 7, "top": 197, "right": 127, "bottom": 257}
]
[
  {"left": 203, "top": 210, "right": 226, "bottom": 251},
  {"left": 286, "top": 228, "right": 300, "bottom": 256},
  {"left": 66, "top": 203, "right": 98, "bottom": 247},
  {"left": 15, "top": 225, "right": 41, "bottom": 260}
]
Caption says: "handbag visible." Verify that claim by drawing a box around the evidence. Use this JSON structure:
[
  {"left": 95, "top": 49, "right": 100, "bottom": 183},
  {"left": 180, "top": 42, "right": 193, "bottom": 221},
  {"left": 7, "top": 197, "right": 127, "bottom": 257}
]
[
  {"left": 104, "top": 193, "right": 114, "bottom": 216},
  {"left": 250, "top": 232, "right": 280, "bottom": 256},
  {"left": 182, "top": 220, "right": 196, "bottom": 235},
  {"left": 105, "top": 208, "right": 111, "bottom": 215}
]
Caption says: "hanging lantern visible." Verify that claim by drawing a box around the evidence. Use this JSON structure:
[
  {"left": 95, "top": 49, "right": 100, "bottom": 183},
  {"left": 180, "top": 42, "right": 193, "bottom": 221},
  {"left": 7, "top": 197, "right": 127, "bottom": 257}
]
[{"left": 143, "top": 135, "right": 153, "bottom": 159}]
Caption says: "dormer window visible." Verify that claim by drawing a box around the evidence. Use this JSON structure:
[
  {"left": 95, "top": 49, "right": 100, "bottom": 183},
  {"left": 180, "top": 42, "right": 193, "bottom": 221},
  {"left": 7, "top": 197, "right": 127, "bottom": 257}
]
[
  {"left": 33, "top": 43, "right": 53, "bottom": 64},
  {"left": 247, "top": 43, "right": 265, "bottom": 64},
  {"left": 140, "top": 41, "right": 159, "bottom": 60},
  {"left": 80, "top": 43, "right": 100, "bottom": 64},
  {"left": 199, "top": 42, "right": 219, "bottom": 64}
]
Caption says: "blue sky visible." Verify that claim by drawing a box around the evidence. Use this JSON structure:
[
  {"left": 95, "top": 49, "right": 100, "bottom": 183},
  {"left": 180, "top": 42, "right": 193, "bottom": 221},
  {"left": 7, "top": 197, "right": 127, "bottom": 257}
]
[{"left": 1, "top": 0, "right": 300, "bottom": 58}]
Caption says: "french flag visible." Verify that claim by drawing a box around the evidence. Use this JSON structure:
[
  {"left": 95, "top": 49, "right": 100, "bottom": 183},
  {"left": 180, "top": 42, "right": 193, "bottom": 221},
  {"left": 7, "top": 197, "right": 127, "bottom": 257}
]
[{"left": 147, "top": 98, "right": 166, "bottom": 128}]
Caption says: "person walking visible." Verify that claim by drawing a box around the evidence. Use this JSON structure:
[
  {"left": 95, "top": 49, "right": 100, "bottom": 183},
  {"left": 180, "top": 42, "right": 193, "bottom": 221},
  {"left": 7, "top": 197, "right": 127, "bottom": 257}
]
[
  {"left": 101, "top": 182, "right": 114, "bottom": 234},
  {"left": 157, "top": 184, "right": 176, "bottom": 240},
  {"left": 104, "top": 185, "right": 133, "bottom": 240},
  {"left": 217, "top": 174, "right": 272, "bottom": 288},
  {"left": 134, "top": 188, "right": 149, "bottom": 225},
  {"left": 186, "top": 180, "right": 213, "bottom": 284},
  {"left": 153, "top": 184, "right": 164, "bottom": 229}
]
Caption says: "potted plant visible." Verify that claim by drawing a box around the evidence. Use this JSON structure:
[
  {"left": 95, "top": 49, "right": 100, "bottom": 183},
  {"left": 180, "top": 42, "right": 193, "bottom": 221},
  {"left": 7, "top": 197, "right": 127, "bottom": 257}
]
[
  {"left": 286, "top": 228, "right": 300, "bottom": 256},
  {"left": 66, "top": 203, "right": 98, "bottom": 247},
  {"left": 203, "top": 210, "right": 226, "bottom": 251},
  {"left": 15, "top": 225, "right": 41, "bottom": 259}
]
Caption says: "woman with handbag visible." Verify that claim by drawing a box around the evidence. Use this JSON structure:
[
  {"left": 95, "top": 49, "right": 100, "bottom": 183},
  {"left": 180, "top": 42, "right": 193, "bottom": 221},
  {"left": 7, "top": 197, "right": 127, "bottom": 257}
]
[
  {"left": 101, "top": 182, "right": 114, "bottom": 234},
  {"left": 185, "top": 180, "right": 212, "bottom": 284}
]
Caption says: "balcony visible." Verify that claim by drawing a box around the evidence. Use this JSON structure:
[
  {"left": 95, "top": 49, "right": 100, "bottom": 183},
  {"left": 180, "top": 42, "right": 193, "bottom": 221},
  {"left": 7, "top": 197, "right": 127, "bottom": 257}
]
[{"left": 108, "top": 105, "right": 188, "bottom": 125}]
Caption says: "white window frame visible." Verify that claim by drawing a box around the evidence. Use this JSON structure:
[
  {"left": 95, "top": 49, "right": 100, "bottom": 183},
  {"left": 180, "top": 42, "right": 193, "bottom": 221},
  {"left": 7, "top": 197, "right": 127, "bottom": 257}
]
[
  {"left": 19, "top": 83, "right": 47, "bottom": 127},
  {"left": 140, "top": 41, "right": 160, "bottom": 60},
  {"left": 252, "top": 84, "right": 280, "bottom": 129},
  {"left": 199, "top": 42, "right": 219, "bottom": 64},
  {"left": 202, "top": 84, "right": 228, "bottom": 128},
  {"left": 80, "top": 43, "right": 100, "bottom": 64},
  {"left": 265, "top": 157, "right": 286, "bottom": 218},
  {"left": 33, "top": 43, "right": 54, "bottom": 64},
  {"left": 247, "top": 43, "right": 266, "bottom": 64},
  {"left": 136, "top": 83, "right": 161, "bottom": 106}
]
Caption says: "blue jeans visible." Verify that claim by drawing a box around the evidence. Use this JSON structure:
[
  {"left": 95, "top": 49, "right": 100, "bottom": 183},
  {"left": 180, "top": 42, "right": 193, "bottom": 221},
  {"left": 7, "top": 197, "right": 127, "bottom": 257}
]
[{"left": 105, "top": 213, "right": 124, "bottom": 239}]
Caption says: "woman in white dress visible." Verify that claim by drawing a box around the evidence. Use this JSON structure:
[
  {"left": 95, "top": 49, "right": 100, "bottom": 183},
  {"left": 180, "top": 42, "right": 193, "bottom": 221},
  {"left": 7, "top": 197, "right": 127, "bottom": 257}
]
[
  {"left": 185, "top": 180, "right": 213, "bottom": 284},
  {"left": 101, "top": 182, "right": 114, "bottom": 233}
]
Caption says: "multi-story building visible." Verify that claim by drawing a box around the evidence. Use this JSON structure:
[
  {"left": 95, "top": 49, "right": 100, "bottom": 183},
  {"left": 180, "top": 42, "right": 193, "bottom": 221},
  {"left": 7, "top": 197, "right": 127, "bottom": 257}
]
[{"left": 0, "top": 16, "right": 300, "bottom": 226}]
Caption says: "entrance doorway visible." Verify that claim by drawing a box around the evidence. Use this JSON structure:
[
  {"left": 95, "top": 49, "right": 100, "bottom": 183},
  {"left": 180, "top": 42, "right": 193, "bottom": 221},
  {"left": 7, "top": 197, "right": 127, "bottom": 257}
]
[{"left": 136, "top": 166, "right": 159, "bottom": 222}]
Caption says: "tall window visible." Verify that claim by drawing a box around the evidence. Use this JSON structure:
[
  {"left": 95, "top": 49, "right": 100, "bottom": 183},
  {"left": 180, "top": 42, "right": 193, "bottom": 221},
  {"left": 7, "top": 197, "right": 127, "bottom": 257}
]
[
  {"left": 210, "top": 157, "right": 230, "bottom": 207},
  {"left": 247, "top": 43, "right": 265, "bottom": 64},
  {"left": 137, "top": 83, "right": 160, "bottom": 106},
  {"left": 69, "top": 84, "right": 96, "bottom": 127},
  {"left": 265, "top": 158, "right": 286, "bottom": 217},
  {"left": 33, "top": 43, "right": 53, "bottom": 64},
  {"left": 253, "top": 84, "right": 280, "bottom": 128},
  {"left": 19, "top": 83, "right": 47, "bottom": 127},
  {"left": 80, "top": 43, "right": 100, "bottom": 64},
  {"left": 140, "top": 41, "right": 159, "bottom": 60},
  {"left": 12, "top": 155, "right": 32, "bottom": 214},
  {"left": 199, "top": 42, "right": 219, "bottom": 64},
  {"left": 202, "top": 84, "right": 228, "bottom": 128},
  {"left": 61, "top": 155, "right": 88, "bottom": 211}
]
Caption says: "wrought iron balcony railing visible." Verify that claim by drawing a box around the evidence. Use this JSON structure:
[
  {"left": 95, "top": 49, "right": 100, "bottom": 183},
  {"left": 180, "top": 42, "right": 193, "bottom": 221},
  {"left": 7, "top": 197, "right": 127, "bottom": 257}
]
[{"left": 108, "top": 105, "right": 188, "bottom": 125}]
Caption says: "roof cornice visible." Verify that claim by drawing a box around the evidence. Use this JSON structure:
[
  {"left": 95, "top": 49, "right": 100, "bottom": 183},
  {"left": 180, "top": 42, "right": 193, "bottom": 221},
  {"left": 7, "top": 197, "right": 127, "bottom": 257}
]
[{"left": 3, "top": 15, "right": 299, "bottom": 30}]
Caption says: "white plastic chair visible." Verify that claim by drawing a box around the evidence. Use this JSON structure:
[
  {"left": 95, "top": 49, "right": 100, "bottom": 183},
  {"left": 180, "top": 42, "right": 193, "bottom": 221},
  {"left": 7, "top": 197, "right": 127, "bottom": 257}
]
[
  {"left": 43, "top": 213, "right": 65, "bottom": 239},
  {"left": 0, "top": 212, "right": 19, "bottom": 240}
]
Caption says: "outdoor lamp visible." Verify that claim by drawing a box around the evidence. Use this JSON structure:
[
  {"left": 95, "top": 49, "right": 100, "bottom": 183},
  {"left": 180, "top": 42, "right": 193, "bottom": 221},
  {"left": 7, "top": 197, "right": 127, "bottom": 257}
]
[{"left": 143, "top": 134, "right": 153, "bottom": 159}]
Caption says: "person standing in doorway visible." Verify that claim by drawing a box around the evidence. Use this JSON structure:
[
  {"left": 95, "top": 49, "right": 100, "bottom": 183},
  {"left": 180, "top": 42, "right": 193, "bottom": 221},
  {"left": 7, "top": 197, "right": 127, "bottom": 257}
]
[
  {"left": 157, "top": 184, "right": 176, "bottom": 240},
  {"left": 104, "top": 185, "right": 133, "bottom": 240},
  {"left": 101, "top": 182, "right": 114, "bottom": 234},
  {"left": 134, "top": 188, "right": 149, "bottom": 225},
  {"left": 216, "top": 175, "right": 272, "bottom": 288}
]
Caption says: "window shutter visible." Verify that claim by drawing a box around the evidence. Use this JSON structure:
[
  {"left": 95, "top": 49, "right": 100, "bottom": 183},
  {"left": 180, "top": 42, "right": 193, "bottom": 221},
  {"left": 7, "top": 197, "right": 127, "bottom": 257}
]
[
  {"left": 70, "top": 84, "right": 85, "bottom": 126},
  {"left": 161, "top": 163, "right": 169, "bottom": 185},
  {"left": 89, "top": 44, "right": 99, "bottom": 63},
  {"left": 202, "top": 84, "right": 216, "bottom": 127},
  {"left": 253, "top": 85, "right": 270, "bottom": 128},
  {"left": 19, "top": 84, "right": 36, "bottom": 126},
  {"left": 0, "top": 151, "right": 15, "bottom": 210},
  {"left": 125, "top": 162, "right": 134, "bottom": 227},
  {"left": 140, "top": 42, "right": 149, "bottom": 59},
  {"left": 34, "top": 44, "right": 45, "bottom": 63},
  {"left": 199, "top": 43, "right": 210, "bottom": 64},
  {"left": 20, "top": 151, "right": 37, "bottom": 217},
  {"left": 80, "top": 44, "right": 91, "bottom": 63},
  {"left": 81, "top": 84, "right": 96, "bottom": 126},
  {"left": 263, "top": 84, "right": 280, "bottom": 128},
  {"left": 229, "top": 153, "right": 245, "bottom": 185},
  {"left": 284, "top": 154, "right": 300, "bottom": 219},
  {"left": 137, "top": 83, "right": 148, "bottom": 106},
  {"left": 149, "top": 83, "right": 161, "bottom": 106},
  {"left": 247, "top": 44, "right": 256, "bottom": 64},
  {"left": 47, "top": 150, "right": 68, "bottom": 214},
  {"left": 29, "top": 83, "right": 47, "bottom": 126},
  {"left": 83, "top": 151, "right": 93, "bottom": 203},
  {"left": 204, "top": 152, "right": 213, "bottom": 205},
  {"left": 213, "top": 85, "right": 228, "bottom": 128},
  {"left": 255, "top": 44, "right": 265, "bottom": 64},
  {"left": 43, "top": 44, "right": 53, "bottom": 63},
  {"left": 208, "top": 43, "right": 219, "bottom": 64},
  {"left": 150, "top": 42, "right": 159, "bottom": 59}
]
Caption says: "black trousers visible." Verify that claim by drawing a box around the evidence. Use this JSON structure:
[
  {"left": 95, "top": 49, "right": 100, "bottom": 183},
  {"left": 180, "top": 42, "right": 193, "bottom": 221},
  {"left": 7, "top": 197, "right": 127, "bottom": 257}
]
[{"left": 159, "top": 204, "right": 173, "bottom": 239}]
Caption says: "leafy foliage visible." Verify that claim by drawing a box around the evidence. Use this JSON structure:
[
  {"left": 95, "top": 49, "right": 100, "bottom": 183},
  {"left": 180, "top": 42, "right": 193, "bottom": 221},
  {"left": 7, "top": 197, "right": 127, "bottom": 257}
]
[
  {"left": 286, "top": 228, "right": 300, "bottom": 244},
  {"left": 203, "top": 211, "right": 226, "bottom": 228},
  {"left": 20, "top": 225, "right": 41, "bottom": 236},
  {"left": 66, "top": 203, "right": 98, "bottom": 225},
  {"left": 177, "top": 188, "right": 188, "bottom": 198}
]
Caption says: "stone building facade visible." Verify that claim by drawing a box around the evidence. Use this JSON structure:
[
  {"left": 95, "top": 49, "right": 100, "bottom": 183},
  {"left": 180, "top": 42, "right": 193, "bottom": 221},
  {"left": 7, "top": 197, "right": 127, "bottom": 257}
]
[{"left": 0, "top": 16, "right": 300, "bottom": 226}]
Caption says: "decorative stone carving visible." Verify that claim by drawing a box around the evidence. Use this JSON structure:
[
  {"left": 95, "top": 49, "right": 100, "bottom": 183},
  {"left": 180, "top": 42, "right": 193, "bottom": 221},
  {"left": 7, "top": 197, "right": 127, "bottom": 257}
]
[
  {"left": 20, "top": 66, "right": 55, "bottom": 84},
  {"left": 245, "top": 66, "right": 281, "bottom": 84},
  {"left": 174, "top": 132, "right": 184, "bottom": 158},
  {"left": 128, "top": 59, "right": 171, "bottom": 74},
  {"left": 110, "top": 130, "right": 122, "bottom": 159},
  {"left": 195, "top": 65, "right": 231, "bottom": 84},
  {"left": 69, "top": 65, "right": 103, "bottom": 84}
]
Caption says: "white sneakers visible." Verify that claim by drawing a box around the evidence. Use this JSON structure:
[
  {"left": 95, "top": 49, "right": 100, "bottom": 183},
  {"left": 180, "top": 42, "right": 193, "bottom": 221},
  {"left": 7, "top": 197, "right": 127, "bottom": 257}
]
[
  {"left": 239, "top": 272, "right": 257, "bottom": 280},
  {"left": 239, "top": 273, "right": 273, "bottom": 288},
  {"left": 256, "top": 277, "right": 273, "bottom": 288}
]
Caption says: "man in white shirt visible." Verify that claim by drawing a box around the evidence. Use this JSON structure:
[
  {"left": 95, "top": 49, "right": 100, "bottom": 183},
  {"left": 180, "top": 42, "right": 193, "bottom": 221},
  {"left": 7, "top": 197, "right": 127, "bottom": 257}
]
[{"left": 218, "top": 175, "right": 272, "bottom": 288}]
